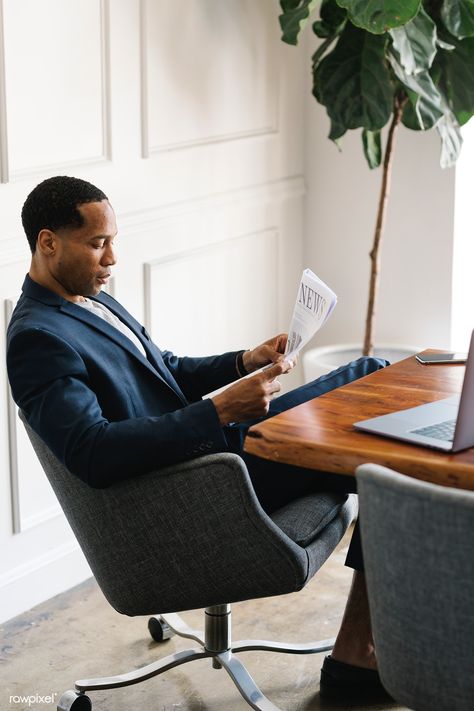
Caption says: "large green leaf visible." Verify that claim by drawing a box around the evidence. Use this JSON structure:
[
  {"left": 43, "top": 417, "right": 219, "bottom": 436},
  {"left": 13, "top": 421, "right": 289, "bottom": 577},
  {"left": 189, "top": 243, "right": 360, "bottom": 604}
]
[
  {"left": 388, "top": 50, "right": 444, "bottom": 128},
  {"left": 437, "top": 113, "right": 463, "bottom": 167},
  {"left": 314, "top": 24, "right": 394, "bottom": 132},
  {"left": 389, "top": 48, "right": 462, "bottom": 166},
  {"left": 312, "top": 0, "right": 347, "bottom": 70},
  {"left": 313, "top": 0, "right": 346, "bottom": 38},
  {"left": 279, "top": 0, "right": 319, "bottom": 45},
  {"left": 312, "top": 35, "right": 339, "bottom": 69},
  {"left": 389, "top": 6, "right": 438, "bottom": 74},
  {"left": 441, "top": 0, "right": 474, "bottom": 39},
  {"left": 402, "top": 89, "right": 441, "bottom": 130},
  {"left": 401, "top": 93, "right": 423, "bottom": 129},
  {"left": 329, "top": 118, "right": 347, "bottom": 142},
  {"left": 436, "top": 37, "right": 474, "bottom": 123},
  {"left": 362, "top": 129, "right": 382, "bottom": 168},
  {"left": 335, "top": 0, "right": 421, "bottom": 34}
]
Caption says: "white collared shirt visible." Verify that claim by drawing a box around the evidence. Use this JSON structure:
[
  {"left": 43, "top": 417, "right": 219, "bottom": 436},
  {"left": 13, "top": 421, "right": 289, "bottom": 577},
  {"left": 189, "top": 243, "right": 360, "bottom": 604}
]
[{"left": 78, "top": 298, "right": 147, "bottom": 358}]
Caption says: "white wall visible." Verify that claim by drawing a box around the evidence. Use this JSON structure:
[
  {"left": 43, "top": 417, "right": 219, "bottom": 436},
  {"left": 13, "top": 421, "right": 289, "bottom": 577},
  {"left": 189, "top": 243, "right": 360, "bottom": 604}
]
[
  {"left": 452, "top": 121, "right": 474, "bottom": 351},
  {"left": 303, "top": 34, "right": 457, "bottom": 352},
  {"left": 0, "top": 0, "right": 306, "bottom": 622}
]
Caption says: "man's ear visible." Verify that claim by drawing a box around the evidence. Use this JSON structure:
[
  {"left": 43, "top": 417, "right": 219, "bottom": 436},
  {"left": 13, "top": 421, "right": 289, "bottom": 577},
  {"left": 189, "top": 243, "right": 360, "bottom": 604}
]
[{"left": 36, "top": 229, "right": 57, "bottom": 256}]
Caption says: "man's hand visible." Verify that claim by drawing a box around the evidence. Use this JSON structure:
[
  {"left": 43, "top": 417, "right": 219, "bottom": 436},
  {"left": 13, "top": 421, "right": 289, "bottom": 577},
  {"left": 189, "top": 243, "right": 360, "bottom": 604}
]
[
  {"left": 242, "top": 333, "right": 289, "bottom": 373},
  {"left": 212, "top": 361, "right": 292, "bottom": 425}
]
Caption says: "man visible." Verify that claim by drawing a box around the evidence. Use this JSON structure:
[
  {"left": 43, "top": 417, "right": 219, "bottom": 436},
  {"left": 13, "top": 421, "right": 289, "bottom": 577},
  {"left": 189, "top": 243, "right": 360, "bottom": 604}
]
[{"left": 7, "top": 176, "right": 389, "bottom": 701}]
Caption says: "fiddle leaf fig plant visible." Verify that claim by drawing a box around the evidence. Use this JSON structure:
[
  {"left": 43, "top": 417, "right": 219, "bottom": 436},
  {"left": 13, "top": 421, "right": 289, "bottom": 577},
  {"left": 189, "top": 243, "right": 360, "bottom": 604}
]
[{"left": 279, "top": 0, "right": 474, "bottom": 355}]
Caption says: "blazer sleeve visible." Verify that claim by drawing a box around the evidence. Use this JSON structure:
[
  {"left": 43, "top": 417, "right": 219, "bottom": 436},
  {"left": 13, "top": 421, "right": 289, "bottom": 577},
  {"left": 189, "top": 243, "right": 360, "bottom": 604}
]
[
  {"left": 7, "top": 328, "right": 230, "bottom": 488},
  {"left": 161, "top": 349, "right": 243, "bottom": 401}
]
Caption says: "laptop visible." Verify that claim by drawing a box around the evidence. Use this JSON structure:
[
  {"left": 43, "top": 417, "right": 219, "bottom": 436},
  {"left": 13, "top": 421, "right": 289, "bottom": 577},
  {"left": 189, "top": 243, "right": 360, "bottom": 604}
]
[{"left": 353, "top": 331, "right": 474, "bottom": 452}]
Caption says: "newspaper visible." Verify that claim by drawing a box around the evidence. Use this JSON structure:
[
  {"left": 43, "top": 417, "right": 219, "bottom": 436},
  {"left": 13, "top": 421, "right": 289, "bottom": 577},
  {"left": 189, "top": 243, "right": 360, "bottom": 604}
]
[{"left": 284, "top": 268, "right": 337, "bottom": 361}]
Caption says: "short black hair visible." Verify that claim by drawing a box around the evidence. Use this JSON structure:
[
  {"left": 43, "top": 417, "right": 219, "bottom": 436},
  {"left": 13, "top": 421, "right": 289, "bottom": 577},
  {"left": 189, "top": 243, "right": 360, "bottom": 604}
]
[{"left": 21, "top": 176, "right": 108, "bottom": 254}]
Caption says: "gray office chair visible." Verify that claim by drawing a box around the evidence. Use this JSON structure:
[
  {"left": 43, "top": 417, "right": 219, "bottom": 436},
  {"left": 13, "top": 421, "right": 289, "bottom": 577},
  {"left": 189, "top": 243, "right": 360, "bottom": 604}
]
[
  {"left": 22, "top": 414, "right": 357, "bottom": 711},
  {"left": 356, "top": 463, "right": 474, "bottom": 711}
]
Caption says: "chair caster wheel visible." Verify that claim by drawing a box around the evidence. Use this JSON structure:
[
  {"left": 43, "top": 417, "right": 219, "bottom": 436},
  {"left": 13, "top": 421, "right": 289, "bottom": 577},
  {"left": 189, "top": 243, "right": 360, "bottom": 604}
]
[
  {"left": 57, "top": 690, "right": 92, "bottom": 711},
  {"left": 148, "top": 615, "right": 175, "bottom": 642}
]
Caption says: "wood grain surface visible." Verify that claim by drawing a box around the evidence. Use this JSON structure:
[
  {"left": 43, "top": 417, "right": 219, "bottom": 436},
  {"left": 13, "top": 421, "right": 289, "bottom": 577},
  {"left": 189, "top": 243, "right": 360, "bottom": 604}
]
[{"left": 244, "top": 352, "right": 474, "bottom": 491}]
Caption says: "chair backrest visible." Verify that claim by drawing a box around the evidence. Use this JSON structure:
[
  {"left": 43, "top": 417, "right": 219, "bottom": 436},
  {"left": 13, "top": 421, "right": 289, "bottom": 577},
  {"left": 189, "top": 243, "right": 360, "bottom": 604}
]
[{"left": 356, "top": 464, "right": 474, "bottom": 711}]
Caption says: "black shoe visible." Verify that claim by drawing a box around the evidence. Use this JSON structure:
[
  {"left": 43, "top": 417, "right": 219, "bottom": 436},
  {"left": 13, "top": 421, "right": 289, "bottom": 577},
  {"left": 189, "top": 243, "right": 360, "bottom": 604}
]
[{"left": 320, "top": 654, "right": 393, "bottom": 703}]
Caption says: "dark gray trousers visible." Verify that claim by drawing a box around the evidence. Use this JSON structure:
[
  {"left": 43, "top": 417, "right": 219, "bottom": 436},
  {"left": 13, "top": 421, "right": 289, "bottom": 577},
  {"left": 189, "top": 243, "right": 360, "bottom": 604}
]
[{"left": 229, "top": 356, "right": 389, "bottom": 571}]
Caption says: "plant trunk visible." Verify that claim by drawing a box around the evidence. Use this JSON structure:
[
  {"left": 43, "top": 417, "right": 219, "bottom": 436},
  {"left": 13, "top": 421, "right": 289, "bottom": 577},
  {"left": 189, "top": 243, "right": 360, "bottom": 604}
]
[{"left": 363, "top": 95, "right": 406, "bottom": 357}]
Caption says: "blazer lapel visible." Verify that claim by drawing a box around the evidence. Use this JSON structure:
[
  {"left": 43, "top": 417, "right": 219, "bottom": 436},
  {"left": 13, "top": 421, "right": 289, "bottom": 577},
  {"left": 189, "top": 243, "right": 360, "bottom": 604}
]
[
  {"left": 91, "top": 293, "right": 186, "bottom": 392},
  {"left": 21, "top": 275, "right": 188, "bottom": 403},
  {"left": 59, "top": 300, "right": 188, "bottom": 404}
]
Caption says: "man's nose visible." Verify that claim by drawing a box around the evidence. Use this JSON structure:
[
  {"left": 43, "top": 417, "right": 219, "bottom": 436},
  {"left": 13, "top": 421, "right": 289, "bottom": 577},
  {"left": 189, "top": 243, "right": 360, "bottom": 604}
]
[{"left": 101, "top": 243, "right": 117, "bottom": 267}]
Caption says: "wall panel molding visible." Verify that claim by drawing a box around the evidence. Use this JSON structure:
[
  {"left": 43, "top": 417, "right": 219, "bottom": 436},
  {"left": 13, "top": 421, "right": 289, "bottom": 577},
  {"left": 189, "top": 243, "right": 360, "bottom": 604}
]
[
  {"left": 5, "top": 298, "right": 19, "bottom": 533},
  {"left": 0, "top": 236, "right": 30, "bottom": 267},
  {"left": 0, "top": 0, "right": 8, "bottom": 183},
  {"left": 5, "top": 297, "right": 61, "bottom": 535},
  {"left": 0, "top": 0, "right": 306, "bottom": 624},
  {"left": 100, "top": 0, "right": 112, "bottom": 162},
  {"left": 2, "top": 0, "right": 112, "bottom": 182},
  {"left": 139, "top": 0, "right": 279, "bottom": 158},
  {"left": 118, "top": 176, "right": 305, "bottom": 236},
  {"left": 142, "top": 226, "right": 280, "bottom": 369},
  {"left": 139, "top": 0, "right": 149, "bottom": 159},
  {"left": 0, "top": 178, "right": 304, "bottom": 268}
]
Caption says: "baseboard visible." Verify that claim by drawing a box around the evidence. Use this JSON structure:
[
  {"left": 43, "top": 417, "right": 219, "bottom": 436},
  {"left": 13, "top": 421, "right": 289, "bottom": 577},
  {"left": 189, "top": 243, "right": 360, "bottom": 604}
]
[{"left": 0, "top": 541, "right": 92, "bottom": 623}]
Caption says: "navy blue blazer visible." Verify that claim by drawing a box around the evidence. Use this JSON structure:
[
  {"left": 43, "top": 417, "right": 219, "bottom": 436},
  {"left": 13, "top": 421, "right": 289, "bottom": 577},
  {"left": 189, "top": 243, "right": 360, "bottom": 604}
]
[{"left": 7, "top": 275, "right": 243, "bottom": 487}]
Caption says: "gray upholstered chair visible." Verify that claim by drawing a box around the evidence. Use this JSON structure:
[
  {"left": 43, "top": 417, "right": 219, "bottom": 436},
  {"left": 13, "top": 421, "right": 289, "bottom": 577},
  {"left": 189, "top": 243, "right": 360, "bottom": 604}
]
[
  {"left": 22, "top": 414, "right": 357, "bottom": 711},
  {"left": 356, "top": 463, "right": 474, "bottom": 711}
]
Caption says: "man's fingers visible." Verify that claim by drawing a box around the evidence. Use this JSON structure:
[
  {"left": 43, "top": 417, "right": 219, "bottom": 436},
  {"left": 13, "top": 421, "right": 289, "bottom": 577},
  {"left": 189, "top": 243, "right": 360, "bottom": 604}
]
[
  {"left": 262, "top": 361, "right": 287, "bottom": 380},
  {"left": 270, "top": 379, "right": 282, "bottom": 395}
]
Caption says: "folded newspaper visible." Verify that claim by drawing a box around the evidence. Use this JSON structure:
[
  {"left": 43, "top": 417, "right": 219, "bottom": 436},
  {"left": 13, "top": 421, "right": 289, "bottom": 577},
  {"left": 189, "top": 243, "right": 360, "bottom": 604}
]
[{"left": 284, "top": 268, "right": 337, "bottom": 361}]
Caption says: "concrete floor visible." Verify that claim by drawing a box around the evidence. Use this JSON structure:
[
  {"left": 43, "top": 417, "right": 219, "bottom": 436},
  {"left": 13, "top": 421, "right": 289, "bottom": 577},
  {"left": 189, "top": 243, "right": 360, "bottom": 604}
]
[{"left": 1, "top": 531, "right": 409, "bottom": 711}]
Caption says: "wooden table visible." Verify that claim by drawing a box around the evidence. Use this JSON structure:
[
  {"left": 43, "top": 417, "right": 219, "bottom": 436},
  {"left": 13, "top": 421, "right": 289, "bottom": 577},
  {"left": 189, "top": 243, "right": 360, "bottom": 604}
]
[{"left": 245, "top": 351, "right": 474, "bottom": 491}]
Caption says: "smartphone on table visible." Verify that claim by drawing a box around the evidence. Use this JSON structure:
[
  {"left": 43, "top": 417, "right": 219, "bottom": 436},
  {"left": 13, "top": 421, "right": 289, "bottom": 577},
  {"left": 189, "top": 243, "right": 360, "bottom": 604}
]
[{"left": 415, "top": 352, "right": 467, "bottom": 365}]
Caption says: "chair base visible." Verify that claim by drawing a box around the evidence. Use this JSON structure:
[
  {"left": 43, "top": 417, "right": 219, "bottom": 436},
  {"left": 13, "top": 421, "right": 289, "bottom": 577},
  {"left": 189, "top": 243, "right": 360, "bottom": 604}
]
[{"left": 58, "top": 604, "right": 334, "bottom": 711}]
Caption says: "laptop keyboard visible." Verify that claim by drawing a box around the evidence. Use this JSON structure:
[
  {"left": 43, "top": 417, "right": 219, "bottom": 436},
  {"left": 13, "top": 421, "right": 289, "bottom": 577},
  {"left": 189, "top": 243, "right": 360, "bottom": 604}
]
[{"left": 410, "top": 419, "right": 456, "bottom": 441}]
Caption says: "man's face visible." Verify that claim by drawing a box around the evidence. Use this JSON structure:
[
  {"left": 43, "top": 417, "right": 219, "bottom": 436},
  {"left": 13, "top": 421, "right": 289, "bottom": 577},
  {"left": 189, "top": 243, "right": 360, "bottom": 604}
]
[{"left": 48, "top": 200, "right": 118, "bottom": 299}]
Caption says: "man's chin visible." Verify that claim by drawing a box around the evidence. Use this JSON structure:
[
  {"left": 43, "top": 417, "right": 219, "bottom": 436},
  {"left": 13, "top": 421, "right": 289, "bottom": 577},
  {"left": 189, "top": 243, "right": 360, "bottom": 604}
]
[{"left": 84, "top": 284, "right": 102, "bottom": 297}]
